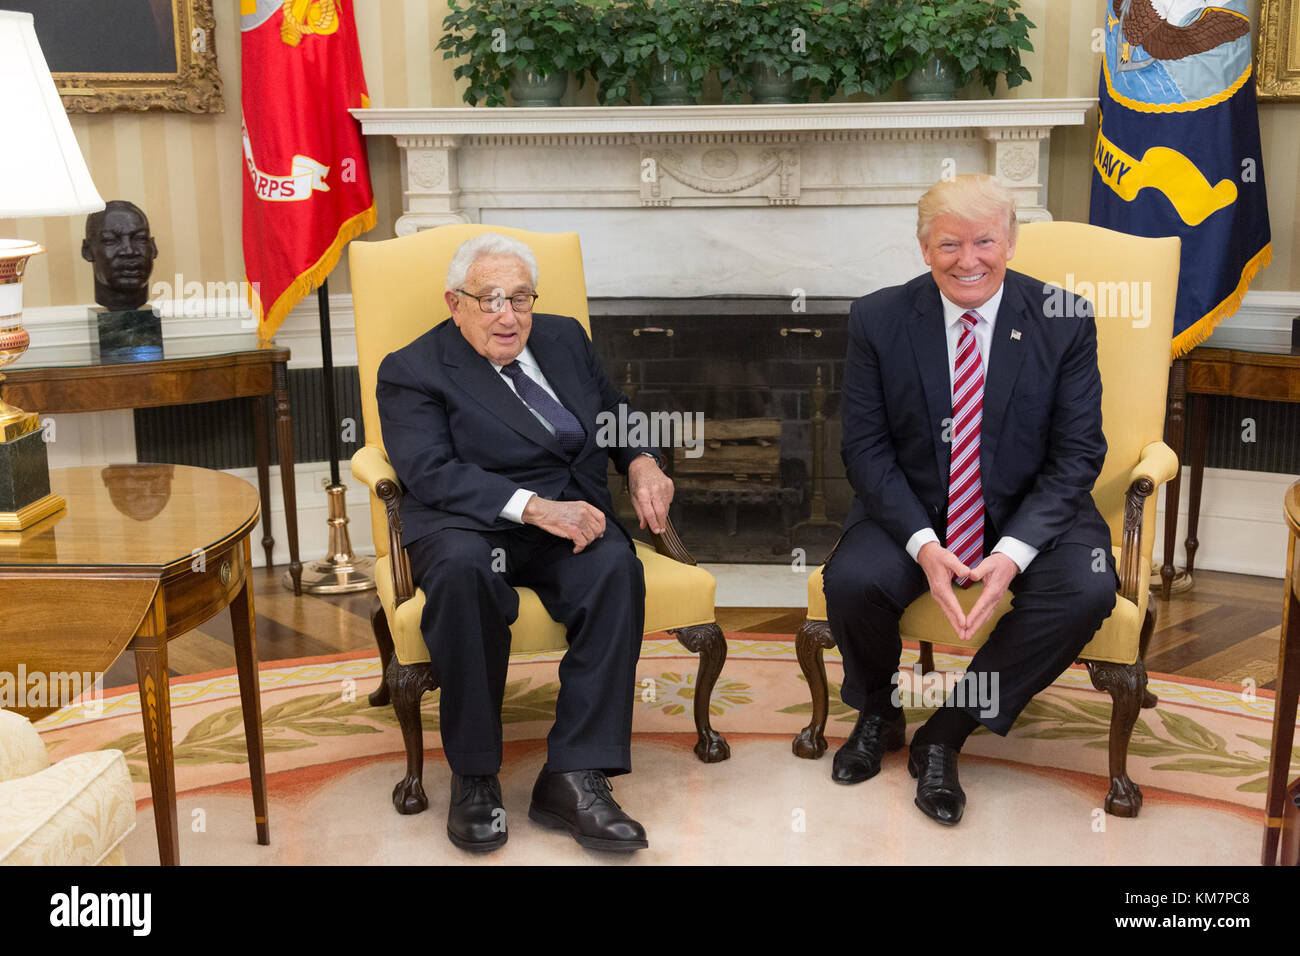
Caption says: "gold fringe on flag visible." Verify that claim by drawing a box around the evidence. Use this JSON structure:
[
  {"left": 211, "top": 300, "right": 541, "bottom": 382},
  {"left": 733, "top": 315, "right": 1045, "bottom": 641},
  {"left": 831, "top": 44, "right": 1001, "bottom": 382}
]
[
  {"left": 246, "top": 201, "right": 379, "bottom": 344},
  {"left": 1170, "top": 242, "right": 1272, "bottom": 359}
]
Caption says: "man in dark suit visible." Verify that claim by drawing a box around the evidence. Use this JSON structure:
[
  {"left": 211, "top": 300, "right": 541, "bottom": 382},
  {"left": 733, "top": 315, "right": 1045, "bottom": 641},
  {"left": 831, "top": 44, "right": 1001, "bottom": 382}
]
[
  {"left": 377, "top": 233, "right": 673, "bottom": 853},
  {"left": 824, "top": 174, "right": 1118, "bottom": 825}
]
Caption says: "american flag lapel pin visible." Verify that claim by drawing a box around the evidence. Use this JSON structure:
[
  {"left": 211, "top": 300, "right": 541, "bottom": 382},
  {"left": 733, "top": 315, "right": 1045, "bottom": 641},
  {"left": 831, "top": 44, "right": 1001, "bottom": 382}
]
[{"left": 1010, "top": 329, "right": 1022, "bottom": 341}]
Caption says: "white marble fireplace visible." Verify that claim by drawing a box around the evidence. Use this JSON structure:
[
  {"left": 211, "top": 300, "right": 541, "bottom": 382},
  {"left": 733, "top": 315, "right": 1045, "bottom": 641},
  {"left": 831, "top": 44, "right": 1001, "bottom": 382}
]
[{"left": 354, "top": 99, "right": 1093, "bottom": 299}]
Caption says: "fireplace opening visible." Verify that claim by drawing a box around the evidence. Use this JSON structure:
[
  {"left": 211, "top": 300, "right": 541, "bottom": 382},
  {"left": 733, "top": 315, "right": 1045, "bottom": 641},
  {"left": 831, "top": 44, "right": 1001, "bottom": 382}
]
[{"left": 591, "top": 296, "right": 854, "bottom": 565}]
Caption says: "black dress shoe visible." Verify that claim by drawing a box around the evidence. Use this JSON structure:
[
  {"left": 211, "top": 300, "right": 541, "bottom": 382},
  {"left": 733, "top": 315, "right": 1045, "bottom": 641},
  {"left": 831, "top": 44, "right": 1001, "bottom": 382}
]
[
  {"left": 447, "top": 773, "right": 507, "bottom": 852},
  {"left": 831, "top": 710, "right": 906, "bottom": 784},
  {"left": 528, "top": 767, "right": 648, "bottom": 852},
  {"left": 908, "top": 743, "right": 966, "bottom": 826}
]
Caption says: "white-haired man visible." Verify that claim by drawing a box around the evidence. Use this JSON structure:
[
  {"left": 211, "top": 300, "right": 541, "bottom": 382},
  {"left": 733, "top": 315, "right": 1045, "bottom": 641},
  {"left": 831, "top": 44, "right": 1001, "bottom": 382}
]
[
  {"left": 824, "top": 174, "right": 1117, "bottom": 825},
  {"left": 377, "top": 233, "right": 673, "bottom": 853}
]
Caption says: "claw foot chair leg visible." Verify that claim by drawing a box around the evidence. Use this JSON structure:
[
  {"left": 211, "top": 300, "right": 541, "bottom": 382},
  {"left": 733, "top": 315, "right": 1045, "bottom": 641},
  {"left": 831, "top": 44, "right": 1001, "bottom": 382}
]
[
  {"left": 670, "top": 622, "right": 731, "bottom": 762},
  {"left": 793, "top": 619, "right": 836, "bottom": 758},
  {"left": 368, "top": 602, "right": 395, "bottom": 707},
  {"left": 389, "top": 656, "right": 438, "bottom": 814},
  {"left": 1086, "top": 655, "right": 1148, "bottom": 818}
]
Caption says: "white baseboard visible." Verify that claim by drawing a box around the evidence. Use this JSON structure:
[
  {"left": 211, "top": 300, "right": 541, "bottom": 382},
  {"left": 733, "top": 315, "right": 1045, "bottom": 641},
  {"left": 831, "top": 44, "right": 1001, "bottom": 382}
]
[{"left": 1153, "top": 466, "right": 1297, "bottom": 579}]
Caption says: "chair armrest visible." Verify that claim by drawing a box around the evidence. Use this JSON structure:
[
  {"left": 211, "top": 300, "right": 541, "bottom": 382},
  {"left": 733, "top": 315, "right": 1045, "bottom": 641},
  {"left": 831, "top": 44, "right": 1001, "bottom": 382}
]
[
  {"left": 0, "top": 710, "right": 49, "bottom": 783},
  {"left": 350, "top": 445, "right": 414, "bottom": 604},
  {"left": 650, "top": 515, "right": 698, "bottom": 566},
  {"left": 1127, "top": 440, "right": 1179, "bottom": 491},
  {"left": 1116, "top": 441, "right": 1179, "bottom": 605},
  {"left": 351, "top": 444, "right": 399, "bottom": 491}
]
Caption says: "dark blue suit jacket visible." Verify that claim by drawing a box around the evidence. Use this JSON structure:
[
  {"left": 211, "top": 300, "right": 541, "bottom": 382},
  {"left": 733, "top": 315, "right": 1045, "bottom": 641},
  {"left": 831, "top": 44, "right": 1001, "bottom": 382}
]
[
  {"left": 841, "top": 268, "right": 1110, "bottom": 555},
  {"left": 377, "top": 313, "right": 658, "bottom": 548}
]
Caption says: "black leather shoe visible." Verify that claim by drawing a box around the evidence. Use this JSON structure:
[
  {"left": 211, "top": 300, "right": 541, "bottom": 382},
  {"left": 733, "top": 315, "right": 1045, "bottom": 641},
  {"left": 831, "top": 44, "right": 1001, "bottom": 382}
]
[
  {"left": 528, "top": 767, "right": 648, "bottom": 852},
  {"left": 831, "top": 710, "right": 906, "bottom": 784},
  {"left": 908, "top": 743, "right": 966, "bottom": 826},
  {"left": 447, "top": 773, "right": 507, "bottom": 852}
]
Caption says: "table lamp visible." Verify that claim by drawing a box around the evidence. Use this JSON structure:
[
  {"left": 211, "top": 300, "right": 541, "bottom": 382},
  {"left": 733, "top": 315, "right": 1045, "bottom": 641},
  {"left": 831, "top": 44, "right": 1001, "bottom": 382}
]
[{"left": 0, "top": 11, "right": 104, "bottom": 530}]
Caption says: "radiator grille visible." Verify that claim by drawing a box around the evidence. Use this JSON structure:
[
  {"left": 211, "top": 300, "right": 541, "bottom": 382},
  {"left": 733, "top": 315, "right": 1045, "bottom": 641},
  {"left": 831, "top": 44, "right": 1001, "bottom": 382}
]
[{"left": 134, "top": 366, "right": 367, "bottom": 469}]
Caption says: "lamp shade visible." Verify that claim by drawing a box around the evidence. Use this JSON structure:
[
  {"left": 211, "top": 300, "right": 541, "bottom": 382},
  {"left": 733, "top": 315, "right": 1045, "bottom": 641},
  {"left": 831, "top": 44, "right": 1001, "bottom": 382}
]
[{"left": 0, "top": 11, "right": 103, "bottom": 219}]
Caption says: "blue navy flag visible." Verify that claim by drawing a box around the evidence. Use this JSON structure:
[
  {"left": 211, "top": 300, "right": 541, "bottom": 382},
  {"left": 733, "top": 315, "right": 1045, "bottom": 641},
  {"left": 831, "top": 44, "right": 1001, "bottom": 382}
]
[{"left": 1089, "top": 0, "right": 1271, "bottom": 357}]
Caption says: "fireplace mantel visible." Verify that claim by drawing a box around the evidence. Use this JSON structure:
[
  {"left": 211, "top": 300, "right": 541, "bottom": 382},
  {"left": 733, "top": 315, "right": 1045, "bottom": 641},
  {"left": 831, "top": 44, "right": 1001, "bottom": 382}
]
[{"left": 354, "top": 99, "right": 1095, "bottom": 298}]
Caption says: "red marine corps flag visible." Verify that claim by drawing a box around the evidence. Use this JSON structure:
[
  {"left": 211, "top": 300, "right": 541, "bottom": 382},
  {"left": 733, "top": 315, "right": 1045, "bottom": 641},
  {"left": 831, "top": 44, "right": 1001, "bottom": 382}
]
[{"left": 241, "top": 0, "right": 376, "bottom": 341}]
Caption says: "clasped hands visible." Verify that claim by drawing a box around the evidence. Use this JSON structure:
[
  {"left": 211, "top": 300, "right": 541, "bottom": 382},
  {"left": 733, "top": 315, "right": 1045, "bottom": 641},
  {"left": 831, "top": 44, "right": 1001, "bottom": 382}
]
[
  {"left": 521, "top": 455, "right": 674, "bottom": 553},
  {"left": 916, "top": 542, "right": 1018, "bottom": 642}
]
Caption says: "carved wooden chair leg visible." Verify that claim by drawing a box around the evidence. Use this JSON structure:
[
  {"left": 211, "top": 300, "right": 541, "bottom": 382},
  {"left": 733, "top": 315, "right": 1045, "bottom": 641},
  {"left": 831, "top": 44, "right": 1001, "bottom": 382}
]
[
  {"left": 1086, "top": 658, "right": 1147, "bottom": 818},
  {"left": 670, "top": 622, "right": 731, "bottom": 762},
  {"left": 919, "top": 641, "right": 935, "bottom": 675},
  {"left": 1138, "top": 605, "right": 1159, "bottom": 709},
  {"left": 389, "top": 656, "right": 438, "bottom": 815},
  {"left": 368, "top": 602, "right": 395, "bottom": 707},
  {"left": 793, "top": 619, "right": 835, "bottom": 758}
]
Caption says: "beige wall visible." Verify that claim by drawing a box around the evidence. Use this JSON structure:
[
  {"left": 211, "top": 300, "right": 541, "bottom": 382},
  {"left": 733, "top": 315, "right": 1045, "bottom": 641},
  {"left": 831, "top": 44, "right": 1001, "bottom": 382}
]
[{"left": 4, "top": 0, "right": 1296, "bottom": 309}]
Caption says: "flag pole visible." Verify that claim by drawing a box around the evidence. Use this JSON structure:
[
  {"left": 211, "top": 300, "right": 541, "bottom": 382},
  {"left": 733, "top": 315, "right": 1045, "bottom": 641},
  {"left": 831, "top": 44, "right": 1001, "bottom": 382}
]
[{"left": 283, "top": 277, "right": 375, "bottom": 593}]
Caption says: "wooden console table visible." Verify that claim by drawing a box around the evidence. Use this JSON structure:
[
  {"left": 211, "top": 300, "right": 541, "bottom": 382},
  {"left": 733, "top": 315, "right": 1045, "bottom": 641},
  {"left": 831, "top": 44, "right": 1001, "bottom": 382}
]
[
  {"left": 1161, "top": 345, "right": 1300, "bottom": 601},
  {"left": 0, "top": 465, "right": 270, "bottom": 866},
  {"left": 4, "top": 335, "right": 302, "bottom": 594}
]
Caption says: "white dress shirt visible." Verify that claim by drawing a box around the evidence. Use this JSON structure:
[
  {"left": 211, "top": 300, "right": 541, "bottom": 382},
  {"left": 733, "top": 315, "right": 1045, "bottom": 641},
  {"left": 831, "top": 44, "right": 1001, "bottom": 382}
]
[{"left": 903, "top": 284, "right": 1039, "bottom": 573}]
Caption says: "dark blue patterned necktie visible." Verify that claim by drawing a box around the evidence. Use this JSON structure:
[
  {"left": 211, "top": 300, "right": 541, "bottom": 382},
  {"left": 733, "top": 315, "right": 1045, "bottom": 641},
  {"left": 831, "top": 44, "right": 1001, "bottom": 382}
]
[{"left": 500, "top": 360, "right": 586, "bottom": 456}]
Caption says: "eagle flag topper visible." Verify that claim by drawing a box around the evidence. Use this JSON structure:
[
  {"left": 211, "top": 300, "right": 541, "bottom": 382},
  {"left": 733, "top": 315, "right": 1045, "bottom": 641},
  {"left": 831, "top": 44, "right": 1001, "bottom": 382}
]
[
  {"left": 241, "top": 0, "right": 376, "bottom": 341},
  {"left": 1089, "top": 0, "right": 1271, "bottom": 357}
]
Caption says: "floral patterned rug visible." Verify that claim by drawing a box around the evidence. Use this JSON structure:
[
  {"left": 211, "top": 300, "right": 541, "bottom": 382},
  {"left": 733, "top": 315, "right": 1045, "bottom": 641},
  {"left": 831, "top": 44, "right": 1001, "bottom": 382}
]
[{"left": 32, "top": 635, "right": 1293, "bottom": 864}]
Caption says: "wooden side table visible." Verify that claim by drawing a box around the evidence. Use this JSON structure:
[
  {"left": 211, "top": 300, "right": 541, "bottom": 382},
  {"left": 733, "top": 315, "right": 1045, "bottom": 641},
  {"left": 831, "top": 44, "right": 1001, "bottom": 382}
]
[
  {"left": 1263, "top": 480, "right": 1300, "bottom": 865},
  {"left": 0, "top": 465, "right": 269, "bottom": 866},
  {"left": 1161, "top": 346, "right": 1300, "bottom": 600},
  {"left": 4, "top": 337, "right": 303, "bottom": 594}
]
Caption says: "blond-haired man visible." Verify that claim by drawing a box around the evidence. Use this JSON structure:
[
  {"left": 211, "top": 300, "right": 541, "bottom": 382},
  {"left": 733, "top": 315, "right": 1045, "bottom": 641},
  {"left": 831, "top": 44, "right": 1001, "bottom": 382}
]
[{"left": 823, "top": 174, "right": 1117, "bottom": 825}]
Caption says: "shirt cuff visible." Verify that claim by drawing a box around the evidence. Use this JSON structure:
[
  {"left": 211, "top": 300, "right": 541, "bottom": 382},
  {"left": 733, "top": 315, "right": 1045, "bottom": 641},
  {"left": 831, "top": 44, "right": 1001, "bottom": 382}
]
[
  {"left": 499, "top": 488, "right": 536, "bottom": 524},
  {"left": 991, "top": 536, "right": 1038, "bottom": 573},
  {"left": 906, "top": 528, "right": 940, "bottom": 562}
]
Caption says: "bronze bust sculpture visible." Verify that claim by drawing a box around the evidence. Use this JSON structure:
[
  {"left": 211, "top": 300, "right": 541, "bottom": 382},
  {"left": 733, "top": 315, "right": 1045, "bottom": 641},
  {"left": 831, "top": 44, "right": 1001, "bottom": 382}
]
[{"left": 82, "top": 200, "right": 158, "bottom": 311}]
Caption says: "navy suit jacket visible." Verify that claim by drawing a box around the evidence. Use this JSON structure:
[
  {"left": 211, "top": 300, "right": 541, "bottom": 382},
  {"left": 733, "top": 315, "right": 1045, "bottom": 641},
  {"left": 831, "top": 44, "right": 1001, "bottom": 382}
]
[
  {"left": 377, "top": 313, "right": 658, "bottom": 548},
  {"left": 841, "top": 268, "right": 1111, "bottom": 556}
]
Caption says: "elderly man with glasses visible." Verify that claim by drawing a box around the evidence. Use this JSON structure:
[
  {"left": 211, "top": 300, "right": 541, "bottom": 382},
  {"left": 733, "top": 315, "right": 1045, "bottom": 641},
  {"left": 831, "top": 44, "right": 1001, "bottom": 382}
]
[{"left": 376, "top": 233, "right": 673, "bottom": 854}]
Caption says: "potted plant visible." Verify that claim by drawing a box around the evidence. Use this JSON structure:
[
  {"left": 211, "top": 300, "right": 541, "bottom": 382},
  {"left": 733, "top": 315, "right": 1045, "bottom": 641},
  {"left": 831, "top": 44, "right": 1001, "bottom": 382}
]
[
  {"left": 438, "top": 0, "right": 593, "bottom": 107},
  {"left": 709, "top": 0, "right": 814, "bottom": 104},
  {"left": 585, "top": 0, "right": 639, "bottom": 105},
  {"left": 623, "top": 0, "right": 714, "bottom": 105},
  {"left": 877, "top": 0, "right": 1034, "bottom": 101}
]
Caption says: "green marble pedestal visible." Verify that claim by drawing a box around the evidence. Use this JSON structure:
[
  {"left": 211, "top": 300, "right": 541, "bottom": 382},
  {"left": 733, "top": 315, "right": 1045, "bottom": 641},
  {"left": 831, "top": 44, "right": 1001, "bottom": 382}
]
[{"left": 90, "top": 307, "right": 164, "bottom": 365}]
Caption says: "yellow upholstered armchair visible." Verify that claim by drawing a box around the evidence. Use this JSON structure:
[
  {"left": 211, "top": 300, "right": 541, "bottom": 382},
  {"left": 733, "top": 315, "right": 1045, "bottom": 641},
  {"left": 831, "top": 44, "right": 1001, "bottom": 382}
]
[
  {"left": 793, "top": 221, "right": 1181, "bottom": 817},
  {"left": 349, "top": 224, "right": 729, "bottom": 815}
]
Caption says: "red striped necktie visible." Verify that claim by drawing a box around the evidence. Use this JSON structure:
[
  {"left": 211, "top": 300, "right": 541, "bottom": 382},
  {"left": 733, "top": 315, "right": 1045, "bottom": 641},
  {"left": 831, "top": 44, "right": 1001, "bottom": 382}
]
[{"left": 947, "top": 310, "right": 985, "bottom": 587}]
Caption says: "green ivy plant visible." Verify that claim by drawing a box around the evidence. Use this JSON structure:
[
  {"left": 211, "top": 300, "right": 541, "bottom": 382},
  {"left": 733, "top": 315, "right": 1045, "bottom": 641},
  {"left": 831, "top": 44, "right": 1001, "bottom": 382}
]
[
  {"left": 437, "top": 0, "right": 593, "bottom": 107},
  {"left": 623, "top": 0, "right": 714, "bottom": 104},
  {"left": 877, "top": 0, "right": 1034, "bottom": 95},
  {"left": 710, "top": 0, "right": 828, "bottom": 103},
  {"left": 437, "top": 0, "right": 1035, "bottom": 107}
]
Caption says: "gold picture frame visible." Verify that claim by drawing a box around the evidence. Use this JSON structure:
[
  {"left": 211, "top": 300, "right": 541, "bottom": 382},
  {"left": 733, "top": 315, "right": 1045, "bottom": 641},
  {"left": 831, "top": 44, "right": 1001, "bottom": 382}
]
[
  {"left": 1258, "top": 0, "right": 1300, "bottom": 101},
  {"left": 11, "top": 0, "right": 223, "bottom": 113}
]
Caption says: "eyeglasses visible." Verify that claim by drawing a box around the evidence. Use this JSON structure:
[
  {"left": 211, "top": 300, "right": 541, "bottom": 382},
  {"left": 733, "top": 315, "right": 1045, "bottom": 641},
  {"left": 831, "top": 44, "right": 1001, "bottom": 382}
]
[{"left": 456, "top": 289, "right": 539, "bottom": 314}]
